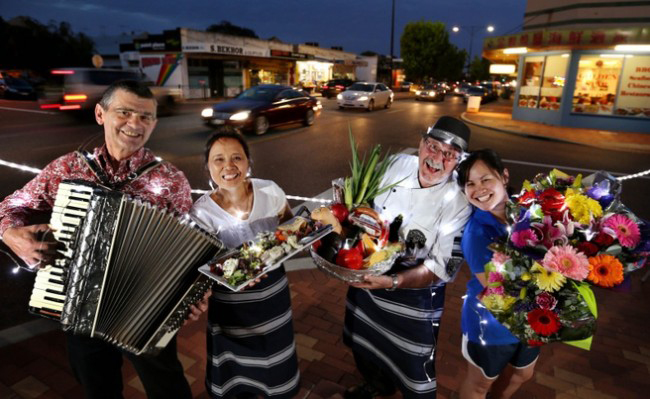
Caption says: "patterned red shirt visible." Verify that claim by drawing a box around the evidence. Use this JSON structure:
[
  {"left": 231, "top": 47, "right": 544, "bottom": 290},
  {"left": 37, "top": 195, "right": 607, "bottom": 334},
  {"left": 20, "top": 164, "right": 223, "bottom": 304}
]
[{"left": 0, "top": 145, "right": 193, "bottom": 237}]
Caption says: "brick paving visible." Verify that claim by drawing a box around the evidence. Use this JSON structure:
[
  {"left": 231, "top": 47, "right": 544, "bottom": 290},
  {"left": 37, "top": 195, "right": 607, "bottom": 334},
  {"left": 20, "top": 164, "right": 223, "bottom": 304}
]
[{"left": 2, "top": 261, "right": 650, "bottom": 399}]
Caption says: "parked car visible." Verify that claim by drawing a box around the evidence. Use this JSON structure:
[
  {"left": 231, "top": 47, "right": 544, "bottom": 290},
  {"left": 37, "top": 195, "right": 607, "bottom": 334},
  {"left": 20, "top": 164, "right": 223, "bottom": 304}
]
[
  {"left": 0, "top": 75, "right": 37, "bottom": 100},
  {"left": 398, "top": 81, "right": 413, "bottom": 92},
  {"left": 38, "top": 68, "right": 179, "bottom": 116},
  {"left": 320, "top": 78, "right": 355, "bottom": 99},
  {"left": 415, "top": 84, "right": 446, "bottom": 102},
  {"left": 201, "top": 84, "right": 322, "bottom": 135},
  {"left": 337, "top": 82, "right": 393, "bottom": 111},
  {"left": 462, "top": 86, "right": 495, "bottom": 104}
]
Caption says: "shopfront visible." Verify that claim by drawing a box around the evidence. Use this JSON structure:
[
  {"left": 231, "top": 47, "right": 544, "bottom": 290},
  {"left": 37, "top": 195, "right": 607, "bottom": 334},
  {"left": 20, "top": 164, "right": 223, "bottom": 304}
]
[{"left": 484, "top": 27, "right": 650, "bottom": 133}]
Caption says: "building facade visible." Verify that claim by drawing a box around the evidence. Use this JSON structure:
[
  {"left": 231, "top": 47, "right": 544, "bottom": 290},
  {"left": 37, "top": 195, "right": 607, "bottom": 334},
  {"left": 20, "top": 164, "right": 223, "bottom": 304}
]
[
  {"left": 120, "top": 28, "right": 373, "bottom": 99},
  {"left": 482, "top": 0, "right": 650, "bottom": 133}
]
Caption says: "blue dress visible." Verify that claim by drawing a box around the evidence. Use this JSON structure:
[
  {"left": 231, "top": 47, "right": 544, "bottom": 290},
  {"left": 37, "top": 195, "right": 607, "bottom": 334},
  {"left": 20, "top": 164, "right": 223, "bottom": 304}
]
[{"left": 461, "top": 208, "right": 519, "bottom": 345}]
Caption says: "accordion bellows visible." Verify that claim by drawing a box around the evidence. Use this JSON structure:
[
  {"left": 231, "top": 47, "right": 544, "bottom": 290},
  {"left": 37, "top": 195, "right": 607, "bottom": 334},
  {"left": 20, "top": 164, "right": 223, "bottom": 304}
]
[{"left": 30, "top": 180, "right": 224, "bottom": 355}]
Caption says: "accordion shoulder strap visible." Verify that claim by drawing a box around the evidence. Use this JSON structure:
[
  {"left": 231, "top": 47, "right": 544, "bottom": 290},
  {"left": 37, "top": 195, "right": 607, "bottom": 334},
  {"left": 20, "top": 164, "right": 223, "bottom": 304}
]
[{"left": 76, "top": 150, "right": 163, "bottom": 189}]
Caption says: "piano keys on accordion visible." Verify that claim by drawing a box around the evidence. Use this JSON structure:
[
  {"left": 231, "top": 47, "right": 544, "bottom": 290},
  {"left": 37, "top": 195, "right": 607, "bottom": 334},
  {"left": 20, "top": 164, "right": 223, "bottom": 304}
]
[{"left": 29, "top": 180, "right": 224, "bottom": 355}]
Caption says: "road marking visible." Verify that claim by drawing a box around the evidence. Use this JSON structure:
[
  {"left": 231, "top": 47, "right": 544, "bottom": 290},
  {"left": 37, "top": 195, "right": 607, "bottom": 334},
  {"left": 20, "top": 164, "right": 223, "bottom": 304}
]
[{"left": 0, "top": 106, "right": 57, "bottom": 115}]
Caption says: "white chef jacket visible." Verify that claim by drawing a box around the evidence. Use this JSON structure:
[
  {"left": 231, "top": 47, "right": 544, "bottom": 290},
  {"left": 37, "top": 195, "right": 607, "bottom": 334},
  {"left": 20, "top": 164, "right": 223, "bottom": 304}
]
[{"left": 373, "top": 154, "right": 471, "bottom": 282}]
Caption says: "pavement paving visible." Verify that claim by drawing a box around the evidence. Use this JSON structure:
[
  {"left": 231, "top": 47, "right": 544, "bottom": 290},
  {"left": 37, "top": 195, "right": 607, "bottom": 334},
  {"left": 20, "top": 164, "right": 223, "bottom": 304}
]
[{"left": 2, "top": 93, "right": 650, "bottom": 399}]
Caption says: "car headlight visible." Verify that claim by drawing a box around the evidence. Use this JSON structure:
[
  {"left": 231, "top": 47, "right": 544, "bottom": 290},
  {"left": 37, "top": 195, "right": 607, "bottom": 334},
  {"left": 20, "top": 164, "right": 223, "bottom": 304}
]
[
  {"left": 429, "top": 91, "right": 435, "bottom": 96},
  {"left": 358, "top": 96, "right": 368, "bottom": 101},
  {"left": 416, "top": 91, "right": 421, "bottom": 95},
  {"left": 230, "top": 111, "right": 251, "bottom": 121},
  {"left": 201, "top": 108, "right": 214, "bottom": 118},
  {"left": 337, "top": 94, "right": 343, "bottom": 100}
]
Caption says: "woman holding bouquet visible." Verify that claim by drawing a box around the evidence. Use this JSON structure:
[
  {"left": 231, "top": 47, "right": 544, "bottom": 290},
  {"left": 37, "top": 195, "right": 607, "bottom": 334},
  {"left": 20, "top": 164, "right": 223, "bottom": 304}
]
[
  {"left": 190, "top": 129, "right": 299, "bottom": 399},
  {"left": 457, "top": 149, "right": 539, "bottom": 399}
]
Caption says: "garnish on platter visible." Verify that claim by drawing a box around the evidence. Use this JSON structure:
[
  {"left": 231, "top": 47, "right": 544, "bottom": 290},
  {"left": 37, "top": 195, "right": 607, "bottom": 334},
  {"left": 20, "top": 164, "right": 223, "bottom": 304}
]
[
  {"left": 200, "top": 209, "right": 332, "bottom": 291},
  {"left": 309, "top": 131, "right": 405, "bottom": 282}
]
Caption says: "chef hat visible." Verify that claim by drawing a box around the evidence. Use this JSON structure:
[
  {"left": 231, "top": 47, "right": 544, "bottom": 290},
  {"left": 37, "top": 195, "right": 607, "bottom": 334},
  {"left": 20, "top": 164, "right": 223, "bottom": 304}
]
[{"left": 423, "top": 116, "right": 471, "bottom": 152}]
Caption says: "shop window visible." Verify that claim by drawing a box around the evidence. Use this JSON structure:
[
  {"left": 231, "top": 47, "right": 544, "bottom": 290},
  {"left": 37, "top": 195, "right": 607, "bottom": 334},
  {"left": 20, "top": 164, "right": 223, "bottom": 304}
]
[
  {"left": 572, "top": 55, "right": 621, "bottom": 115},
  {"left": 539, "top": 54, "right": 569, "bottom": 111},
  {"left": 615, "top": 55, "right": 650, "bottom": 118},
  {"left": 518, "top": 56, "right": 544, "bottom": 108}
]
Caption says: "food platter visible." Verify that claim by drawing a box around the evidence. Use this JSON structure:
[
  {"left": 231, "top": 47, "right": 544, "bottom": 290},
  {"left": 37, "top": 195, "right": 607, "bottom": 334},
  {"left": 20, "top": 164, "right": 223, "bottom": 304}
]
[
  {"left": 309, "top": 246, "right": 400, "bottom": 283},
  {"left": 199, "top": 213, "right": 332, "bottom": 291}
]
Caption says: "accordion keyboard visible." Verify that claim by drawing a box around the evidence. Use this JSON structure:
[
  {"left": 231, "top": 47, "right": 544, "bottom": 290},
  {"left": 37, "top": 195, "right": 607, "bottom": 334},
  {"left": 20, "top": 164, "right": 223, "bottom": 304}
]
[{"left": 28, "top": 182, "right": 93, "bottom": 319}]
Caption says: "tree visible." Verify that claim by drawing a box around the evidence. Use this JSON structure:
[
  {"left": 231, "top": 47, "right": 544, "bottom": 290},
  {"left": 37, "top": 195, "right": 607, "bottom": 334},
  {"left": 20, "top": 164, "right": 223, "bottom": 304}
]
[
  {"left": 206, "top": 21, "right": 258, "bottom": 38},
  {"left": 469, "top": 56, "right": 491, "bottom": 81},
  {"left": 0, "top": 16, "right": 95, "bottom": 76},
  {"left": 400, "top": 20, "right": 465, "bottom": 83}
]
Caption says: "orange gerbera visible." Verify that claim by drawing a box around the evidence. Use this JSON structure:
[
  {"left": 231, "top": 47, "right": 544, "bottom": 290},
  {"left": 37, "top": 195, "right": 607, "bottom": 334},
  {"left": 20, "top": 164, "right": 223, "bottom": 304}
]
[{"left": 587, "top": 254, "right": 624, "bottom": 288}]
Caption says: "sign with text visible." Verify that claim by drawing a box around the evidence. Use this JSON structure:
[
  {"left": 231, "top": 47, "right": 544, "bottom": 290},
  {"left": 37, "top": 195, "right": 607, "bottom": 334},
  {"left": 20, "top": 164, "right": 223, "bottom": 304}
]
[
  {"left": 484, "top": 28, "right": 650, "bottom": 51},
  {"left": 616, "top": 56, "right": 650, "bottom": 117}
]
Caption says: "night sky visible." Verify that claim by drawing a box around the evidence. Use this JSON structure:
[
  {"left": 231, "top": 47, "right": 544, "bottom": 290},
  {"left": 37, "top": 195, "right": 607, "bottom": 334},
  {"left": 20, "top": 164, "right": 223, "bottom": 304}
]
[{"left": 4, "top": 0, "right": 526, "bottom": 58}]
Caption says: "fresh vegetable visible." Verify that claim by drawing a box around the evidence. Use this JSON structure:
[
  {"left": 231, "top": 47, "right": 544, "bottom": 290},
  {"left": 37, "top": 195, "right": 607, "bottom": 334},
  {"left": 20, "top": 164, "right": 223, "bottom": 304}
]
[
  {"left": 335, "top": 248, "right": 364, "bottom": 270},
  {"left": 310, "top": 207, "right": 342, "bottom": 234},
  {"left": 330, "top": 203, "right": 349, "bottom": 223},
  {"left": 344, "top": 129, "right": 404, "bottom": 209}
]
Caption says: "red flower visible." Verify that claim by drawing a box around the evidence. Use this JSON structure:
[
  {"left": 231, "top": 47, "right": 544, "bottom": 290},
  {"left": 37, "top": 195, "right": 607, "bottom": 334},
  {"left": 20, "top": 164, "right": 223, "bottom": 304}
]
[
  {"left": 539, "top": 188, "right": 566, "bottom": 221},
  {"left": 593, "top": 232, "right": 615, "bottom": 248},
  {"left": 518, "top": 189, "right": 537, "bottom": 207},
  {"left": 577, "top": 242, "right": 599, "bottom": 257},
  {"left": 527, "top": 339, "right": 545, "bottom": 347},
  {"left": 535, "top": 292, "right": 558, "bottom": 310},
  {"left": 527, "top": 308, "right": 561, "bottom": 336}
]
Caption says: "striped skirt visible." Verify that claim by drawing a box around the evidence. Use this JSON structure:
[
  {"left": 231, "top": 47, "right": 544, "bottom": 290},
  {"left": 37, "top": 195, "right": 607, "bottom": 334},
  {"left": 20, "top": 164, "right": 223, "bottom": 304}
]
[
  {"left": 343, "top": 283, "right": 447, "bottom": 398},
  {"left": 206, "top": 267, "right": 300, "bottom": 398}
]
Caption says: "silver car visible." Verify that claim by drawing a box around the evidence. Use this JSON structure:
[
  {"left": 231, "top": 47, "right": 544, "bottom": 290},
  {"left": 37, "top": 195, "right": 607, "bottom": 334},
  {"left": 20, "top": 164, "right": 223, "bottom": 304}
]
[{"left": 337, "top": 82, "right": 393, "bottom": 111}]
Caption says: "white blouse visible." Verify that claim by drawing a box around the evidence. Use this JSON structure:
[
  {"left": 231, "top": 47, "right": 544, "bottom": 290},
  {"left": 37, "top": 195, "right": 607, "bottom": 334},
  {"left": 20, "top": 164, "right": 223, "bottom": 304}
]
[{"left": 190, "top": 178, "right": 287, "bottom": 248}]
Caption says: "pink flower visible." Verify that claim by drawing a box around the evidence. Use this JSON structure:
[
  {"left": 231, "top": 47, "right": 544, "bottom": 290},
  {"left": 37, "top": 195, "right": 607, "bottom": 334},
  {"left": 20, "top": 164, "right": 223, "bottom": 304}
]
[
  {"left": 491, "top": 252, "right": 511, "bottom": 268},
  {"left": 603, "top": 214, "right": 641, "bottom": 248},
  {"left": 486, "top": 272, "right": 505, "bottom": 296},
  {"left": 542, "top": 245, "right": 590, "bottom": 281},
  {"left": 511, "top": 229, "right": 538, "bottom": 248},
  {"left": 532, "top": 216, "right": 568, "bottom": 249},
  {"left": 535, "top": 291, "right": 558, "bottom": 310}
]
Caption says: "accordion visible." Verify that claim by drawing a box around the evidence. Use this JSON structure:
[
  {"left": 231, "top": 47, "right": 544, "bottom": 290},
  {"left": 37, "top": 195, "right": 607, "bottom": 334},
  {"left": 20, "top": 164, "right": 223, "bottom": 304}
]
[{"left": 29, "top": 180, "right": 224, "bottom": 355}]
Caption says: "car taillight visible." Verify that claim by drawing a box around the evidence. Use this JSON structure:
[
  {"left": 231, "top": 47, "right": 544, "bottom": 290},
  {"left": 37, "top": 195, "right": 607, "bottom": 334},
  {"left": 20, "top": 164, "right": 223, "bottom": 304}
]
[
  {"left": 51, "top": 70, "right": 75, "bottom": 75},
  {"left": 336, "top": 85, "right": 344, "bottom": 89},
  {"left": 64, "top": 94, "right": 87, "bottom": 102},
  {"left": 60, "top": 104, "right": 81, "bottom": 110},
  {"left": 40, "top": 104, "right": 61, "bottom": 110},
  {"left": 322, "top": 85, "right": 329, "bottom": 89}
]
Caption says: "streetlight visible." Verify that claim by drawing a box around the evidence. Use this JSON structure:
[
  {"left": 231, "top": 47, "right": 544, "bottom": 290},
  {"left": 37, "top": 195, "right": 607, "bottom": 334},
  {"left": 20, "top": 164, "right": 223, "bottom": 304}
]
[{"left": 452, "top": 25, "right": 495, "bottom": 71}]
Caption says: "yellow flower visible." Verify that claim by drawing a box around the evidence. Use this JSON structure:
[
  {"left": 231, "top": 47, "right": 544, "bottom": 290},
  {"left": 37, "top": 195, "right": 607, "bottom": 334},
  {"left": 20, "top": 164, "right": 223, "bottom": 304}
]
[
  {"left": 521, "top": 272, "right": 532, "bottom": 281},
  {"left": 565, "top": 192, "right": 603, "bottom": 225},
  {"left": 481, "top": 294, "right": 516, "bottom": 313},
  {"left": 532, "top": 262, "right": 566, "bottom": 292}
]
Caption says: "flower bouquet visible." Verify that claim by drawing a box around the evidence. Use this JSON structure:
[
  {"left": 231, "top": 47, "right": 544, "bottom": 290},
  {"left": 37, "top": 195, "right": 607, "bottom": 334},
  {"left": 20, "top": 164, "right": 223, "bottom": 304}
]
[
  {"left": 309, "top": 132, "right": 405, "bottom": 282},
  {"left": 480, "top": 169, "right": 649, "bottom": 348}
]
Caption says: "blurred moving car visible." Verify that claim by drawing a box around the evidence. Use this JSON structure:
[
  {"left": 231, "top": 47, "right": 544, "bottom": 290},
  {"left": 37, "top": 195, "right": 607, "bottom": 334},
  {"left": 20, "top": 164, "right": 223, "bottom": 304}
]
[
  {"left": 201, "top": 84, "right": 322, "bottom": 135},
  {"left": 415, "top": 84, "right": 446, "bottom": 102},
  {"left": 0, "top": 75, "right": 37, "bottom": 100},
  {"left": 39, "top": 68, "right": 179, "bottom": 116},
  {"left": 337, "top": 82, "right": 393, "bottom": 111},
  {"left": 399, "top": 81, "right": 413, "bottom": 92},
  {"left": 462, "top": 86, "right": 496, "bottom": 104},
  {"left": 454, "top": 82, "right": 471, "bottom": 97},
  {"left": 321, "top": 78, "right": 355, "bottom": 99}
]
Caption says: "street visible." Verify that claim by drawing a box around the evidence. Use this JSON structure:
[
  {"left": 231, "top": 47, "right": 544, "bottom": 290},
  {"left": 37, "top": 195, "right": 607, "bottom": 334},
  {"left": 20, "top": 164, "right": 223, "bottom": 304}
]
[
  {"left": 1, "top": 94, "right": 649, "bottom": 331},
  {"left": 1, "top": 94, "right": 650, "bottom": 398}
]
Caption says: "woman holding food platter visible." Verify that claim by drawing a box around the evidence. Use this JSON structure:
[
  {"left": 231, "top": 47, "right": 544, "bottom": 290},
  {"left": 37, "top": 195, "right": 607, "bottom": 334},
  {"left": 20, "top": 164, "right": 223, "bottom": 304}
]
[
  {"left": 456, "top": 149, "right": 539, "bottom": 399},
  {"left": 190, "top": 128, "right": 300, "bottom": 399}
]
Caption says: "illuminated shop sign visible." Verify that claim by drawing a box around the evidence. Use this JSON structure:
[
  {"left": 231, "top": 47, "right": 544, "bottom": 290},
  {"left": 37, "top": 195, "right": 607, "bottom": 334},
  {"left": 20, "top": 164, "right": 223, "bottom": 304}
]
[
  {"left": 182, "top": 42, "right": 269, "bottom": 57},
  {"left": 485, "top": 28, "right": 650, "bottom": 51}
]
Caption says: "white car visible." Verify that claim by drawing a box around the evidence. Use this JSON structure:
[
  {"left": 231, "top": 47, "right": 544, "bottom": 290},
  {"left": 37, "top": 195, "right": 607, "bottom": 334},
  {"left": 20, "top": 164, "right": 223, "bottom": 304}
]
[{"left": 337, "top": 82, "right": 393, "bottom": 111}]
